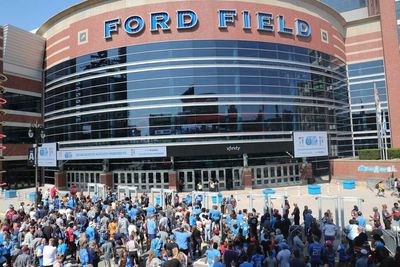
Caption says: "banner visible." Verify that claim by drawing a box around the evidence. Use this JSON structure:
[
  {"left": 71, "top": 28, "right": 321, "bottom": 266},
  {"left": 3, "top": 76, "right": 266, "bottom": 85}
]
[
  {"left": 293, "top": 131, "right": 328, "bottom": 158},
  {"left": 358, "top": 165, "right": 397, "bottom": 173},
  {"left": 27, "top": 148, "right": 35, "bottom": 167},
  {"left": 38, "top": 143, "right": 57, "bottom": 167},
  {"left": 57, "top": 147, "right": 167, "bottom": 160}
]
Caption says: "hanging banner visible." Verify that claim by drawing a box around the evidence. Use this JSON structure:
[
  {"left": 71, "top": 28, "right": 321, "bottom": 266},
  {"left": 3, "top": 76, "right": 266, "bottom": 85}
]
[
  {"left": 293, "top": 131, "right": 328, "bottom": 158},
  {"left": 57, "top": 146, "right": 167, "bottom": 160},
  {"left": 38, "top": 143, "right": 58, "bottom": 167}
]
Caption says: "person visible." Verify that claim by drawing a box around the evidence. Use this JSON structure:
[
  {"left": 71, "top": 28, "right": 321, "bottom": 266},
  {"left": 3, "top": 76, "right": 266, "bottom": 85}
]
[
  {"left": 308, "top": 236, "right": 325, "bottom": 267},
  {"left": 276, "top": 243, "right": 291, "bottom": 267},
  {"left": 290, "top": 250, "right": 306, "bottom": 267},
  {"left": 205, "top": 243, "right": 221, "bottom": 266},
  {"left": 42, "top": 238, "right": 57, "bottom": 267},
  {"left": 345, "top": 219, "right": 359, "bottom": 251},
  {"left": 101, "top": 234, "right": 114, "bottom": 267},
  {"left": 355, "top": 249, "right": 369, "bottom": 267},
  {"left": 376, "top": 181, "right": 385, "bottom": 197},
  {"left": 292, "top": 203, "right": 300, "bottom": 225},
  {"left": 356, "top": 211, "right": 367, "bottom": 232},
  {"left": 223, "top": 241, "right": 238, "bottom": 267},
  {"left": 292, "top": 231, "right": 305, "bottom": 256},
  {"left": 14, "top": 246, "right": 31, "bottom": 267},
  {"left": 146, "top": 251, "right": 161, "bottom": 267},
  {"left": 173, "top": 226, "right": 192, "bottom": 255},
  {"left": 323, "top": 218, "right": 337, "bottom": 242},
  {"left": 382, "top": 204, "right": 392, "bottom": 229},
  {"left": 370, "top": 207, "right": 382, "bottom": 229}
]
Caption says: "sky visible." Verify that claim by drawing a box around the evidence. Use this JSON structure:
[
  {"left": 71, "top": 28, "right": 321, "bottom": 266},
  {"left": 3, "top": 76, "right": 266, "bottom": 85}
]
[{"left": 0, "top": 0, "right": 83, "bottom": 31}]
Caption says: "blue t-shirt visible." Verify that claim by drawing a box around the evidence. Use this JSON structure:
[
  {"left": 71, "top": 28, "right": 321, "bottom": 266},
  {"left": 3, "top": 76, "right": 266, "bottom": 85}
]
[
  {"left": 147, "top": 219, "right": 157, "bottom": 235},
  {"left": 206, "top": 248, "right": 221, "bottom": 266},
  {"left": 212, "top": 262, "right": 224, "bottom": 267},
  {"left": 209, "top": 209, "right": 220, "bottom": 221},
  {"left": 85, "top": 226, "right": 95, "bottom": 241},
  {"left": 129, "top": 208, "right": 138, "bottom": 220},
  {"left": 356, "top": 216, "right": 366, "bottom": 230},
  {"left": 239, "top": 262, "right": 253, "bottom": 267},
  {"left": 185, "top": 195, "right": 192, "bottom": 205},
  {"left": 57, "top": 243, "right": 68, "bottom": 255},
  {"left": 237, "top": 214, "right": 244, "bottom": 226},
  {"left": 189, "top": 216, "right": 197, "bottom": 227},
  {"left": 147, "top": 206, "right": 155, "bottom": 216},
  {"left": 252, "top": 254, "right": 265, "bottom": 267},
  {"left": 175, "top": 231, "right": 191, "bottom": 250},
  {"left": 195, "top": 195, "right": 203, "bottom": 203},
  {"left": 308, "top": 242, "right": 324, "bottom": 264}
]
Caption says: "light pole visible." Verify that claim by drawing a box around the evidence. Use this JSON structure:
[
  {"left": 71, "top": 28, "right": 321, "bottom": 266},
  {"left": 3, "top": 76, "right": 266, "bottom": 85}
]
[{"left": 28, "top": 122, "right": 45, "bottom": 206}]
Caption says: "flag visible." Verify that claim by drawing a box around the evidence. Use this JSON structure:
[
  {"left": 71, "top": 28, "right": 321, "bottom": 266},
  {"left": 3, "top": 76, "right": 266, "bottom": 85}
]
[{"left": 374, "top": 83, "right": 381, "bottom": 125}]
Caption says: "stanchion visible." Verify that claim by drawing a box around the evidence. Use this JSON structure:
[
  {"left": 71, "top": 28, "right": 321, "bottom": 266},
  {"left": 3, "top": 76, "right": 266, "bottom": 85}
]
[{"left": 297, "top": 185, "right": 301, "bottom": 197}]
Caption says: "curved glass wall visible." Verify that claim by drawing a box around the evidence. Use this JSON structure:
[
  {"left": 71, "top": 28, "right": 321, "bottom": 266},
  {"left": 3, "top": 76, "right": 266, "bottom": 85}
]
[{"left": 44, "top": 40, "right": 352, "bottom": 155}]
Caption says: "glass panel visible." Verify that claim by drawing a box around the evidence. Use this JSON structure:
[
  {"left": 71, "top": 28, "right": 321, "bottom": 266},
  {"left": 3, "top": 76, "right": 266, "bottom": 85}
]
[
  {"left": 127, "top": 173, "right": 132, "bottom": 184},
  {"left": 141, "top": 173, "right": 146, "bottom": 184},
  {"left": 149, "top": 173, "right": 154, "bottom": 183},
  {"left": 187, "top": 172, "right": 193, "bottom": 183}
]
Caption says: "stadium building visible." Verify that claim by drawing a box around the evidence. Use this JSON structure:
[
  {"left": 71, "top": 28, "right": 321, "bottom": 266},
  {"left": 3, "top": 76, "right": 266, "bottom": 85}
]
[{"left": 0, "top": 0, "right": 399, "bottom": 191}]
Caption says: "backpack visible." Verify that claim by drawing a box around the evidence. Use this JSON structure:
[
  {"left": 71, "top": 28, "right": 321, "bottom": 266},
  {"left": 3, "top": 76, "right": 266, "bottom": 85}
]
[{"left": 66, "top": 228, "right": 75, "bottom": 243}]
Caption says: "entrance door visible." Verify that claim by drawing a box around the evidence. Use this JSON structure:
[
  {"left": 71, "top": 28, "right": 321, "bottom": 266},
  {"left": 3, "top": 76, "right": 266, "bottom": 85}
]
[{"left": 226, "top": 169, "right": 233, "bottom": 190}]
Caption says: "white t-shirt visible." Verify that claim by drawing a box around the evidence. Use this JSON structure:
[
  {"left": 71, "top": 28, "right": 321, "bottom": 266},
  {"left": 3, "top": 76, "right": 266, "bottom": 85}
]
[
  {"left": 42, "top": 245, "right": 57, "bottom": 266},
  {"left": 345, "top": 224, "right": 359, "bottom": 240},
  {"left": 323, "top": 224, "right": 337, "bottom": 237}
]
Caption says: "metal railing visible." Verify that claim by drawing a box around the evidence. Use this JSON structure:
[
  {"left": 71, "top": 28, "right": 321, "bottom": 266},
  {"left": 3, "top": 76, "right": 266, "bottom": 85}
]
[{"left": 381, "top": 229, "right": 400, "bottom": 256}]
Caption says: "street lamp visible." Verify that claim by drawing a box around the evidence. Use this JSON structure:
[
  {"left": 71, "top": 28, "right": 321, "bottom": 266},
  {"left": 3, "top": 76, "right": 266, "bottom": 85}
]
[{"left": 28, "top": 122, "right": 45, "bottom": 206}]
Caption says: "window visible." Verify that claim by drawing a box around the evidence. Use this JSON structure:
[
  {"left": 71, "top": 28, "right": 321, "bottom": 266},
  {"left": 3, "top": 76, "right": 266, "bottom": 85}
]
[{"left": 3, "top": 92, "right": 41, "bottom": 113}]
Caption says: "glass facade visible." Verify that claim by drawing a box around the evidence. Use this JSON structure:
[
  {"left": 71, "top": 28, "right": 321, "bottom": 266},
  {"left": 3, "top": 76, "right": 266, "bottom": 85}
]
[
  {"left": 44, "top": 40, "right": 352, "bottom": 158},
  {"left": 396, "top": 0, "right": 400, "bottom": 44},
  {"left": 320, "top": 0, "right": 367, "bottom": 13},
  {"left": 2, "top": 92, "right": 41, "bottom": 113},
  {"left": 348, "top": 59, "right": 390, "bottom": 152}
]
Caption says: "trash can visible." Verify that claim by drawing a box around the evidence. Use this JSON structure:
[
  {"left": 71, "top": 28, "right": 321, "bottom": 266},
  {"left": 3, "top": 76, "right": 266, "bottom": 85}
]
[
  {"left": 343, "top": 180, "right": 356, "bottom": 190},
  {"left": 28, "top": 192, "right": 36, "bottom": 202},
  {"left": 308, "top": 185, "right": 321, "bottom": 195},
  {"left": 262, "top": 189, "right": 276, "bottom": 199},
  {"left": 5, "top": 190, "right": 17, "bottom": 199},
  {"left": 211, "top": 196, "right": 218, "bottom": 205}
]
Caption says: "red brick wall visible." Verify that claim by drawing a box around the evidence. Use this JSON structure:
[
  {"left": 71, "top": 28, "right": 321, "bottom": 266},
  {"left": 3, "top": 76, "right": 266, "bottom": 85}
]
[
  {"left": 379, "top": 1, "right": 400, "bottom": 148},
  {"left": 330, "top": 159, "right": 400, "bottom": 180}
]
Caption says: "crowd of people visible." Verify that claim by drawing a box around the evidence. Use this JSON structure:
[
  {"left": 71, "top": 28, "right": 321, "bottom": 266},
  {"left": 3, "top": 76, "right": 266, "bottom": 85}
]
[{"left": 0, "top": 185, "right": 400, "bottom": 267}]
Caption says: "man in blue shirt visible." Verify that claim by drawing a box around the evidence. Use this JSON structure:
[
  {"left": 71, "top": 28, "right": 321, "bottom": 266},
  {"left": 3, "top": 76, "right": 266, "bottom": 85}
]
[
  {"left": 147, "top": 215, "right": 157, "bottom": 241},
  {"left": 208, "top": 206, "right": 221, "bottom": 222},
  {"left": 205, "top": 243, "right": 221, "bottom": 266},
  {"left": 308, "top": 237, "right": 325, "bottom": 266},
  {"left": 85, "top": 221, "right": 96, "bottom": 242},
  {"left": 173, "top": 227, "right": 192, "bottom": 254},
  {"left": 356, "top": 211, "right": 367, "bottom": 232}
]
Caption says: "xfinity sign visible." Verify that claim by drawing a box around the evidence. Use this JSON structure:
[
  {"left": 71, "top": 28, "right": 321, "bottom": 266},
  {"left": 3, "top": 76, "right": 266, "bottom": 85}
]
[{"left": 105, "top": 10, "right": 311, "bottom": 39}]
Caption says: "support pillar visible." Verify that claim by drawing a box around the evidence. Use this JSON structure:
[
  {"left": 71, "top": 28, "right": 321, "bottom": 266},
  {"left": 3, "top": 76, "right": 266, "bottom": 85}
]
[
  {"left": 54, "top": 171, "right": 67, "bottom": 190},
  {"left": 242, "top": 168, "right": 252, "bottom": 189},
  {"left": 168, "top": 170, "right": 178, "bottom": 190},
  {"left": 100, "top": 172, "right": 113, "bottom": 189}
]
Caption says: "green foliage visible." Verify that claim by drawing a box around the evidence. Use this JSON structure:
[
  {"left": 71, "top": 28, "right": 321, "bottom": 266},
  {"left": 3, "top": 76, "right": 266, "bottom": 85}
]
[{"left": 358, "top": 148, "right": 400, "bottom": 160}]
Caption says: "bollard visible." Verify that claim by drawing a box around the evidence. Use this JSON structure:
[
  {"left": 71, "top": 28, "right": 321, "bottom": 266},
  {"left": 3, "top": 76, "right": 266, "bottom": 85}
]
[
  {"left": 297, "top": 185, "right": 301, "bottom": 197},
  {"left": 326, "top": 183, "right": 330, "bottom": 193}
]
